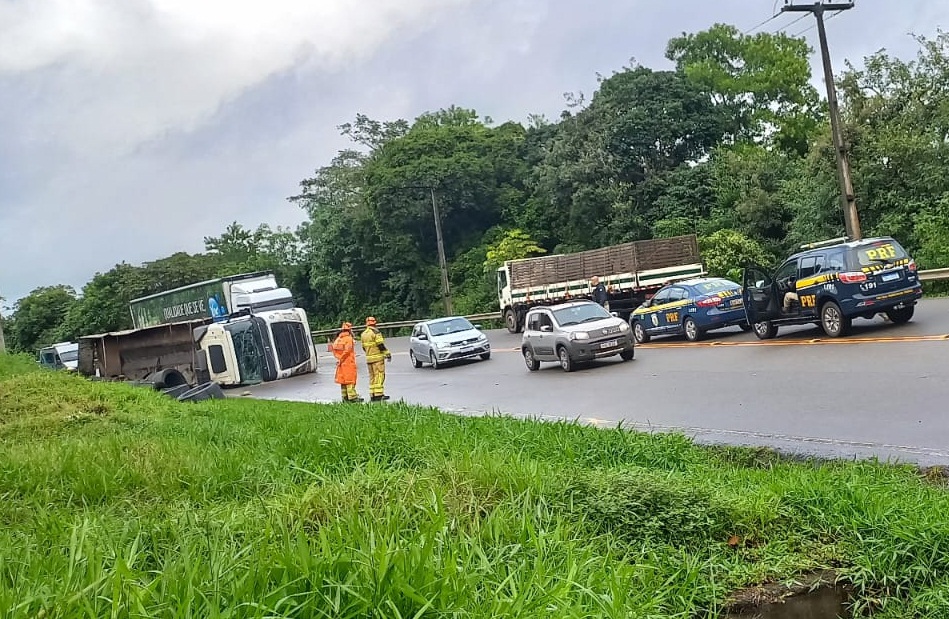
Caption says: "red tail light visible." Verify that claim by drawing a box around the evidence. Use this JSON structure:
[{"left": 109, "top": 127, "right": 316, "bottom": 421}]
[
  {"left": 908, "top": 260, "right": 917, "bottom": 272},
  {"left": 839, "top": 271, "right": 867, "bottom": 284},
  {"left": 696, "top": 296, "right": 722, "bottom": 307}
]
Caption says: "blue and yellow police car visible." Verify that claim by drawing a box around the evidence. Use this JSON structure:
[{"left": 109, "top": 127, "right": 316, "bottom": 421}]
[
  {"left": 742, "top": 236, "right": 923, "bottom": 339},
  {"left": 630, "top": 277, "right": 750, "bottom": 343}
]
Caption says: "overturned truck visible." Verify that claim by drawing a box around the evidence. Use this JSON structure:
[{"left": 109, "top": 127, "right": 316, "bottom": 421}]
[{"left": 78, "top": 308, "right": 317, "bottom": 397}]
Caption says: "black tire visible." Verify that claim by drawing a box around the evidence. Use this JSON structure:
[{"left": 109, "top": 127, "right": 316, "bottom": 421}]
[
  {"left": 683, "top": 317, "right": 701, "bottom": 342},
  {"left": 161, "top": 383, "right": 192, "bottom": 399},
  {"left": 505, "top": 309, "right": 521, "bottom": 334},
  {"left": 633, "top": 320, "right": 650, "bottom": 343},
  {"left": 147, "top": 368, "right": 188, "bottom": 390},
  {"left": 409, "top": 350, "right": 423, "bottom": 368},
  {"left": 176, "top": 381, "right": 225, "bottom": 403},
  {"left": 480, "top": 352, "right": 491, "bottom": 361},
  {"left": 430, "top": 351, "right": 441, "bottom": 370},
  {"left": 620, "top": 349, "right": 635, "bottom": 361},
  {"left": 557, "top": 346, "right": 574, "bottom": 373},
  {"left": 886, "top": 305, "right": 915, "bottom": 324},
  {"left": 753, "top": 320, "right": 778, "bottom": 340},
  {"left": 523, "top": 347, "right": 540, "bottom": 371},
  {"left": 739, "top": 322, "right": 753, "bottom": 332},
  {"left": 820, "top": 301, "right": 851, "bottom": 338}
]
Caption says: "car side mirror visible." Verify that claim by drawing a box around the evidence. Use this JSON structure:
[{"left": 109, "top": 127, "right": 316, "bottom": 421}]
[
  {"left": 610, "top": 312, "right": 619, "bottom": 318},
  {"left": 540, "top": 325, "right": 552, "bottom": 333},
  {"left": 418, "top": 333, "right": 428, "bottom": 340},
  {"left": 643, "top": 299, "right": 652, "bottom": 307},
  {"left": 473, "top": 324, "right": 482, "bottom": 330}
]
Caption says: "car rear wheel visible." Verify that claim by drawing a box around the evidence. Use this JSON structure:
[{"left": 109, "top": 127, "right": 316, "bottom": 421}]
[
  {"left": 753, "top": 320, "right": 778, "bottom": 340},
  {"left": 683, "top": 317, "right": 701, "bottom": 342},
  {"left": 557, "top": 346, "right": 574, "bottom": 373},
  {"left": 633, "top": 320, "right": 650, "bottom": 343},
  {"left": 523, "top": 347, "right": 540, "bottom": 371},
  {"left": 409, "top": 350, "right": 422, "bottom": 368},
  {"left": 886, "top": 305, "right": 914, "bottom": 324},
  {"left": 820, "top": 301, "right": 851, "bottom": 338}
]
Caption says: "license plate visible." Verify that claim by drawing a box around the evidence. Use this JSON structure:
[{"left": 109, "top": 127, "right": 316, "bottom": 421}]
[
  {"left": 600, "top": 340, "right": 618, "bottom": 349},
  {"left": 882, "top": 272, "right": 900, "bottom": 282}
]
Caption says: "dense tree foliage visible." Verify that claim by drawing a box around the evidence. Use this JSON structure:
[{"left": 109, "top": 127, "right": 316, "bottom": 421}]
[{"left": 6, "top": 28, "right": 949, "bottom": 352}]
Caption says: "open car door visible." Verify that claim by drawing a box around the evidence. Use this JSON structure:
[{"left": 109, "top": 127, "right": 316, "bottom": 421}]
[{"left": 742, "top": 265, "right": 780, "bottom": 327}]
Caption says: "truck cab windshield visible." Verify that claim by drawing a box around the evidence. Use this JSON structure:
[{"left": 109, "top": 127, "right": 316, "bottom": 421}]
[{"left": 224, "top": 319, "right": 265, "bottom": 384}]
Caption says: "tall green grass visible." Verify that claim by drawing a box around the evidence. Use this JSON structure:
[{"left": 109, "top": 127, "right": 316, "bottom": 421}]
[{"left": 1, "top": 356, "right": 948, "bottom": 617}]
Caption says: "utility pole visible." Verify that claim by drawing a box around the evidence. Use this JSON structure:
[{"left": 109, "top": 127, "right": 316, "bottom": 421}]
[
  {"left": 430, "top": 187, "right": 453, "bottom": 315},
  {"left": 782, "top": 1, "right": 862, "bottom": 240},
  {"left": 0, "top": 315, "right": 5, "bottom": 353}
]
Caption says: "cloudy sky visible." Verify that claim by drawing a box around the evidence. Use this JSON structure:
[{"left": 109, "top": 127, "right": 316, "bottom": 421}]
[{"left": 1, "top": 0, "right": 945, "bottom": 306}]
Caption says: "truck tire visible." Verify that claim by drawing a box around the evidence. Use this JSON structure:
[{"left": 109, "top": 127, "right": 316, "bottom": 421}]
[
  {"left": 176, "top": 381, "right": 225, "bottom": 403},
  {"left": 147, "top": 368, "right": 189, "bottom": 390},
  {"left": 161, "top": 383, "right": 192, "bottom": 399},
  {"left": 504, "top": 309, "right": 521, "bottom": 334}
]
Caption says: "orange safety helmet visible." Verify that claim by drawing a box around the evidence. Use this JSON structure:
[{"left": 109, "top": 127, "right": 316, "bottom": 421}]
[
  {"left": 341, "top": 321, "right": 352, "bottom": 331},
  {"left": 366, "top": 316, "right": 377, "bottom": 326}
]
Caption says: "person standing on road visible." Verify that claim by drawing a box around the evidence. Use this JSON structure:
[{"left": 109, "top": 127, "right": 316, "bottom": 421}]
[
  {"left": 331, "top": 322, "right": 362, "bottom": 402},
  {"left": 591, "top": 276, "right": 609, "bottom": 310},
  {"left": 360, "top": 316, "right": 392, "bottom": 401}
]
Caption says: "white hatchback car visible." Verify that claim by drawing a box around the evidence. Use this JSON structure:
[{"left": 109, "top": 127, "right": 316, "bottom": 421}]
[{"left": 408, "top": 316, "right": 491, "bottom": 369}]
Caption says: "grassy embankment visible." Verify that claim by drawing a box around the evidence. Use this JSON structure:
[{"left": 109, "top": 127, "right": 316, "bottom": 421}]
[{"left": 2, "top": 353, "right": 949, "bottom": 618}]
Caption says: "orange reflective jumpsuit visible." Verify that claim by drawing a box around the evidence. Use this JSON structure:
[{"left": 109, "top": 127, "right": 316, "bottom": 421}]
[{"left": 331, "top": 328, "right": 360, "bottom": 402}]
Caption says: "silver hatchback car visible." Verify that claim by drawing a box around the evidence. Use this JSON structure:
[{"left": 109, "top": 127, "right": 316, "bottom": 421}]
[
  {"left": 521, "top": 301, "right": 635, "bottom": 372},
  {"left": 408, "top": 316, "right": 491, "bottom": 369}
]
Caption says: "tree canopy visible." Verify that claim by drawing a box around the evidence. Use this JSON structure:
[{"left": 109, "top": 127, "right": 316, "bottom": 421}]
[{"left": 6, "top": 27, "right": 949, "bottom": 353}]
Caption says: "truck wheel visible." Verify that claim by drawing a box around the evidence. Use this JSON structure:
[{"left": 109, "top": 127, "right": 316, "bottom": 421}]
[
  {"left": 885, "top": 305, "right": 914, "bottom": 324},
  {"left": 557, "top": 346, "right": 574, "bottom": 373},
  {"left": 683, "top": 317, "right": 702, "bottom": 342},
  {"left": 161, "top": 384, "right": 192, "bottom": 399},
  {"left": 504, "top": 309, "right": 520, "bottom": 334},
  {"left": 632, "top": 320, "right": 650, "bottom": 344},
  {"left": 147, "top": 368, "right": 188, "bottom": 390},
  {"left": 820, "top": 301, "right": 851, "bottom": 338}
]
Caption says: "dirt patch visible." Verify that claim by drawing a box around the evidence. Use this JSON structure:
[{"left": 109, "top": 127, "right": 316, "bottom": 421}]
[{"left": 723, "top": 570, "right": 851, "bottom": 618}]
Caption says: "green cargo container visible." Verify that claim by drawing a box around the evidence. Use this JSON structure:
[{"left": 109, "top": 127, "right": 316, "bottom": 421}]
[{"left": 129, "top": 272, "right": 278, "bottom": 329}]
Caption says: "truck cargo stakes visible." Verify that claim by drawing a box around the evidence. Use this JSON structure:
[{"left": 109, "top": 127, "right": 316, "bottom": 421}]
[{"left": 77, "top": 272, "right": 318, "bottom": 390}]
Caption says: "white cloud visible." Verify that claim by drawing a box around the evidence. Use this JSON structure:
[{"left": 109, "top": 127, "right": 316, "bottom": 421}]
[{"left": 0, "top": 0, "right": 472, "bottom": 153}]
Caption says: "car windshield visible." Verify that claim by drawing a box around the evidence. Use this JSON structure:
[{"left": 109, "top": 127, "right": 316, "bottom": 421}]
[
  {"left": 428, "top": 317, "right": 475, "bottom": 336},
  {"left": 554, "top": 303, "right": 611, "bottom": 326},
  {"left": 691, "top": 279, "right": 736, "bottom": 294},
  {"left": 855, "top": 240, "right": 908, "bottom": 266},
  {"left": 59, "top": 349, "right": 78, "bottom": 362}
]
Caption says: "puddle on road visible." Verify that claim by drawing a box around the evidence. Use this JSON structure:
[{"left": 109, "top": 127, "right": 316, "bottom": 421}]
[{"left": 723, "top": 585, "right": 850, "bottom": 619}]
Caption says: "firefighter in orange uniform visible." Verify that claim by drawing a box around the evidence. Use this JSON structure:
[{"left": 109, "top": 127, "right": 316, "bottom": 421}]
[
  {"left": 330, "top": 322, "right": 362, "bottom": 402},
  {"left": 360, "top": 316, "right": 392, "bottom": 401}
]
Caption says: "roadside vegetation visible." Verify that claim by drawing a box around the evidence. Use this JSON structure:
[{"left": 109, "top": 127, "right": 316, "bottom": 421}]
[{"left": 2, "top": 354, "right": 949, "bottom": 617}]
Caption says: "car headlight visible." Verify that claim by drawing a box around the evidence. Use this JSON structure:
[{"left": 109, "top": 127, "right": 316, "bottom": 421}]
[
  {"left": 569, "top": 331, "right": 590, "bottom": 341},
  {"left": 619, "top": 322, "right": 630, "bottom": 332},
  {"left": 478, "top": 333, "right": 488, "bottom": 341}
]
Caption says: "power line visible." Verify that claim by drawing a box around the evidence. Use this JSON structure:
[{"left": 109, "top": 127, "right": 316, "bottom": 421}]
[
  {"left": 790, "top": 10, "right": 842, "bottom": 38},
  {"left": 773, "top": 13, "right": 809, "bottom": 35},
  {"left": 742, "top": 12, "right": 780, "bottom": 35}
]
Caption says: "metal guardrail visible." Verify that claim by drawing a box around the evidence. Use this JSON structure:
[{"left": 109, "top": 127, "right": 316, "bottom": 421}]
[
  {"left": 919, "top": 268, "right": 949, "bottom": 282},
  {"left": 310, "top": 268, "right": 949, "bottom": 341},
  {"left": 311, "top": 312, "right": 502, "bottom": 340}
]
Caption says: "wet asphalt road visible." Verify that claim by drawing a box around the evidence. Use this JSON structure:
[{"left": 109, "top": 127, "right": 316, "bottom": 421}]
[{"left": 244, "top": 298, "right": 949, "bottom": 467}]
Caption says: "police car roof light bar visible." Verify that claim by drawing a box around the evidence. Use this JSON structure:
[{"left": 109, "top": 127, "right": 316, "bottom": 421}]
[{"left": 799, "top": 236, "right": 848, "bottom": 251}]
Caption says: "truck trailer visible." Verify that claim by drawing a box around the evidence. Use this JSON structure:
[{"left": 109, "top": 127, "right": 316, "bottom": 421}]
[
  {"left": 129, "top": 271, "right": 294, "bottom": 330},
  {"left": 497, "top": 234, "right": 705, "bottom": 333}
]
